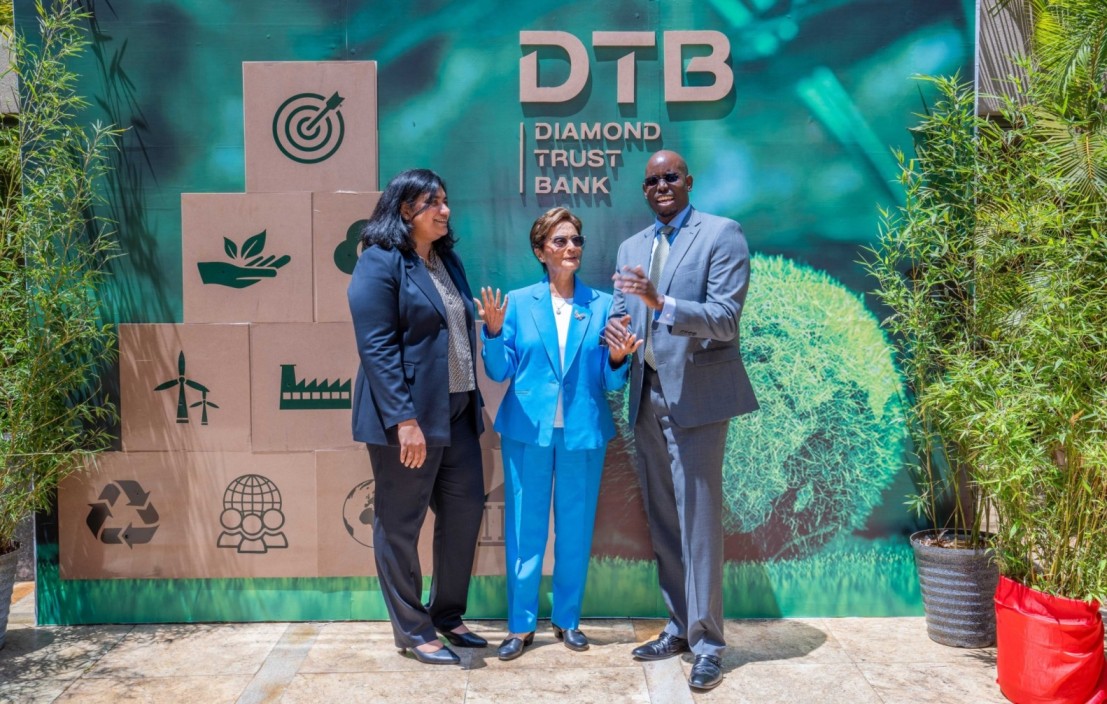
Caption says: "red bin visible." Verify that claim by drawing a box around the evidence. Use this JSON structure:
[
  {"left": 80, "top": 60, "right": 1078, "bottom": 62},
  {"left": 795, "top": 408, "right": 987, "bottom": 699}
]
[{"left": 995, "top": 575, "right": 1107, "bottom": 704}]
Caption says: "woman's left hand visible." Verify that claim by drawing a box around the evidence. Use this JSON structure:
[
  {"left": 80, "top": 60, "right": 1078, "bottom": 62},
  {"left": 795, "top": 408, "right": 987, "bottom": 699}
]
[
  {"left": 606, "top": 315, "right": 643, "bottom": 365},
  {"left": 475, "top": 287, "right": 508, "bottom": 337}
]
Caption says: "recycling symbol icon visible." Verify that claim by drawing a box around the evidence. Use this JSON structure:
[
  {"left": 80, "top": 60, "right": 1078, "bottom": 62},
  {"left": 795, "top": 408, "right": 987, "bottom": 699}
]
[{"left": 86, "top": 480, "right": 160, "bottom": 548}]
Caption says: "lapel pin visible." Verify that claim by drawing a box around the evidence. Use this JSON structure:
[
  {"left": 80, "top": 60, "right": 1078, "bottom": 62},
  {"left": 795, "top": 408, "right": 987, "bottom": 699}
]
[{"left": 574, "top": 310, "right": 586, "bottom": 320}]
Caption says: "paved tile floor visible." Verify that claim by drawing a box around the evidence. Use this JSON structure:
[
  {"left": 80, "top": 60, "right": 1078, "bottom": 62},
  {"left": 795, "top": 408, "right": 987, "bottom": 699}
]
[{"left": 1, "top": 584, "right": 1008, "bottom": 703}]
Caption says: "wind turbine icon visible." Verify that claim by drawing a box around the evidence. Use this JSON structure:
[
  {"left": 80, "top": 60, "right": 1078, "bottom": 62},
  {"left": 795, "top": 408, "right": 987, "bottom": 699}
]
[{"left": 154, "top": 351, "right": 211, "bottom": 424}]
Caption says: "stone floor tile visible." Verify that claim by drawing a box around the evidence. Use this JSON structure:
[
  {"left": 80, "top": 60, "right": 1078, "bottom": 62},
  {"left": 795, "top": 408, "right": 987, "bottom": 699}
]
[
  {"left": 466, "top": 665, "right": 651, "bottom": 704},
  {"left": 467, "top": 620, "right": 639, "bottom": 670},
  {"left": 281, "top": 671, "right": 468, "bottom": 703},
  {"left": 297, "top": 621, "right": 441, "bottom": 673},
  {"left": 640, "top": 658, "right": 696, "bottom": 704},
  {"left": 630, "top": 619, "right": 667, "bottom": 644},
  {"left": 83, "top": 623, "right": 286, "bottom": 678},
  {"left": 53, "top": 675, "right": 253, "bottom": 703},
  {"left": 0, "top": 677, "right": 73, "bottom": 704},
  {"left": 823, "top": 617, "right": 997, "bottom": 665},
  {"left": 236, "top": 623, "right": 320, "bottom": 704},
  {"left": 725, "top": 618, "right": 850, "bottom": 665},
  {"left": 684, "top": 660, "right": 883, "bottom": 704},
  {"left": 0, "top": 624, "right": 132, "bottom": 682},
  {"left": 6, "top": 586, "right": 36, "bottom": 627},
  {"left": 857, "top": 662, "right": 1006, "bottom": 704}
]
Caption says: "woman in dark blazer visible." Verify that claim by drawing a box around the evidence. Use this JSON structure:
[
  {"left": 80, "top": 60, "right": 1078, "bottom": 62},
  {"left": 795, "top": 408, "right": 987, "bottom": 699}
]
[
  {"left": 347, "top": 169, "right": 487, "bottom": 666},
  {"left": 477, "top": 207, "right": 641, "bottom": 660}
]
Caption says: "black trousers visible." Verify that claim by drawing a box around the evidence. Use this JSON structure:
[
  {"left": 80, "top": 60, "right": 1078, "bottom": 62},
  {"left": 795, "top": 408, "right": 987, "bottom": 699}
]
[{"left": 366, "top": 391, "right": 485, "bottom": 648}]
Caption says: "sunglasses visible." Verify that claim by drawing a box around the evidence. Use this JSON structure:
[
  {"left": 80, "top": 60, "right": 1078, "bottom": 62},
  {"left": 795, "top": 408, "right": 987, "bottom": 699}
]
[
  {"left": 643, "top": 172, "right": 683, "bottom": 188},
  {"left": 547, "top": 235, "right": 585, "bottom": 249}
]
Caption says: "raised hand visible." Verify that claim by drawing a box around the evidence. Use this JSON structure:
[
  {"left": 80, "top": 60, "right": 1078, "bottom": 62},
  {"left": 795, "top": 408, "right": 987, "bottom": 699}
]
[
  {"left": 474, "top": 287, "right": 508, "bottom": 337},
  {"left": 612, "top": 265, "right": 663, "bottom": 310},
  {"left": 605, "top": 315, "right": 643, "bottom": 365}
]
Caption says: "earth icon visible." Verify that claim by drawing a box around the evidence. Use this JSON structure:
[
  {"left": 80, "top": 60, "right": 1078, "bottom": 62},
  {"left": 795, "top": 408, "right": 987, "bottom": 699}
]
[{"left": 342, "top": 479, "right": 375, "bottom": 548}]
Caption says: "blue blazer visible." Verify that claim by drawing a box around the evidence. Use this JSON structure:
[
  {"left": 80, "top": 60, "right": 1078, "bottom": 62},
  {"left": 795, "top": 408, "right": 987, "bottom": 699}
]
[
  {"left": 348, "top": 244, "right": 483, "bottom": 446},
  {"left": 481, "top": 278, "right": 628, "bottom": 451}
]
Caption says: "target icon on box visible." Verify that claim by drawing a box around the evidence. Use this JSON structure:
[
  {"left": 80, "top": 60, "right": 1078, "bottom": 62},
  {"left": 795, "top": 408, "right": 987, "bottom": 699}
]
[{"left": 271, "top": 91, "right": 346, "bottom": 164}]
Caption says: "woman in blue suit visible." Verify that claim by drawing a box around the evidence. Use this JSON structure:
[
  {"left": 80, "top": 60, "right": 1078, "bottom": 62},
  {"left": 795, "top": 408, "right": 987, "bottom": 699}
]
[{"left": 477, "top": 207, "right": 642, "bottom": 660}]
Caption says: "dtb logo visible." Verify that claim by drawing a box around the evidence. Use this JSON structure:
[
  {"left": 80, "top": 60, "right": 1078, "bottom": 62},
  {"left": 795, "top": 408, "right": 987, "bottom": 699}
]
[{"left": 519, "top": 30, "right": 732, "bottom": 104}]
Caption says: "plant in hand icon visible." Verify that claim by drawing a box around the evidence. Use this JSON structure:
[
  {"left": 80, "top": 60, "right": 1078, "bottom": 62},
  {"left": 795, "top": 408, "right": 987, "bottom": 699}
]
[{"left": 197, "top": 230, "right": 291, "bottom": 289}]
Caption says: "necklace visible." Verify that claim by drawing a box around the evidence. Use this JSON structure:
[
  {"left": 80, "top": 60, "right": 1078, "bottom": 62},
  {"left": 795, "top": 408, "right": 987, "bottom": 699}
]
[{"left": 551, "top": 293, "right": 570, "bottom": 314}]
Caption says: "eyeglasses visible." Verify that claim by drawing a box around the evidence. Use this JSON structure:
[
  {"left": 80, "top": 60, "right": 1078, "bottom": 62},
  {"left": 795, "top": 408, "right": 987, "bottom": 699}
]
[
  {"left": 643, "top": 172, "right": 683, "bottom": 188},
  {"left": 547, "top": 235, "right": 585, "bottom": 249}
]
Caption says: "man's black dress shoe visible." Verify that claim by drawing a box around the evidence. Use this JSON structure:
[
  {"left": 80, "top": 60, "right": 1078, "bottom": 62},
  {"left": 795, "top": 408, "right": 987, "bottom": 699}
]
[
  {"left": 688, "top": 654, "right": 723, "bottom": 690},
  {"left": 631, "top": 632, "right": 690, "bottom": 660},
  {"left": 403, "top": 644, "right": 460, "bottom": 665},
  {"left": 552, "top": 624, "right": 589, "bottom": 651},
  {"left": 497, "top": 632, "right": 534, "bottom": 661},
  {"left": 437, "top": 628, "right": 488, "bottom": 648}
]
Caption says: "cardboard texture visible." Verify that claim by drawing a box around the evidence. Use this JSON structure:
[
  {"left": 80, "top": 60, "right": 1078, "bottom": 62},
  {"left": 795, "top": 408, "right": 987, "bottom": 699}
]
[
  {"left": 181, "top": 192, "right": 314, "bottom": 324},
  {"left": 249, "top": 323, "right": 360, "bottom": 451},
  {"left": 243, "top": 62, "right": 379, "bottom": 193},
  {"left": 311, "top": 191, "right": 381, "bottom": 322},
  {"left": 119, "top": 324, "right": 252, "bottom": 452},
  {"left": 59, "top": 451, "right": 318, "bottom": 580},
  {"left": 315, "top": 449, "right": 435, "bottom": 577}
]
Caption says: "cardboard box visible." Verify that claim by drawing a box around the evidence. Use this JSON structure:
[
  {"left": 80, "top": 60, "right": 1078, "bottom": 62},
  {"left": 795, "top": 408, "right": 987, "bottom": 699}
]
[
  {"left": 182, "top": 192, "right": 314, "bottom": 324},
  {"left": 119, "top": 324, "right": 251, "bottom": 452},
  {"left": 249, "top": 323, "right": 360, "bottom": 451},
  {"left": 311, "top": 191, "right": 381, "bottom": 322},
  {"left": 244, "top": 62, "right": 378, "bottom": 193}
]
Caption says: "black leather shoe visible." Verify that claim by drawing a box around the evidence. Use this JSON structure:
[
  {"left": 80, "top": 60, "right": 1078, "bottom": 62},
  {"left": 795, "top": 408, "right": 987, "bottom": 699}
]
[
  {"left": 437, "top": 627, "right": 488, "bottom": 648},
  {"left": 552, "top": 624, "right": 589, "bottom": 651},
  {"left": 497, "top": 632, "right": 535, "bottom": 661},
  {"left": 403, "top": 644, "right": 460, "bottom": 665},
  {"left": 631, "top": 632, "right": 690, "bottom": 660},
  {"left": 688, "top": 654, "right": 723, "bottom": 690}
]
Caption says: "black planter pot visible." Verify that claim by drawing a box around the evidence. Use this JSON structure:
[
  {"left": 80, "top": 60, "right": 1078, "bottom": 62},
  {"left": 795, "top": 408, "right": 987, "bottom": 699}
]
[
  {"left": 910, "top": 529, "right": 999, "bottom": 648},
  {"left": 0, "top": 543, "right": 19, "bottom": 650}
]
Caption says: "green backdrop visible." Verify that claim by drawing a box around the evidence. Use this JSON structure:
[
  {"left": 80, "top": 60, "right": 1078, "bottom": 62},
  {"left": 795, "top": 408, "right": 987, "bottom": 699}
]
[{"left": 16, "top": 0, "right": 974, "bottom": 623}]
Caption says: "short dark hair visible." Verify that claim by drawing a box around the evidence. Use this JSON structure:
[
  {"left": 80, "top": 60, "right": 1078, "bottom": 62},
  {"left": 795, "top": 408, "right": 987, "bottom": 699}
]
[
  {"left": 361, "top": 168, "right": 456, "bottom": 254},
  {"left": 529, "top": 207, "right": 582, "bottom": 272}
]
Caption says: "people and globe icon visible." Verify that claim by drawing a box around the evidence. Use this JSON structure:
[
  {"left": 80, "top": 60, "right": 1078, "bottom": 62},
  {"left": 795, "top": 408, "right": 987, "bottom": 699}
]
[{"left": 217, "top": 474, "right": 289, "bottom": 554}]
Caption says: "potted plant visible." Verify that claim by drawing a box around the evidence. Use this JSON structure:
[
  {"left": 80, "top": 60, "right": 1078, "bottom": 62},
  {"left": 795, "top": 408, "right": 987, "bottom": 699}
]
[
  {"left": 865, "top": 74, "right": 1000, "bottom": 649},
  {"left": 932, "top": 0, "right": 1107, "bottom": 699},
  {"left": 1, "top": 0, "right": 119, "bottom": 648}
]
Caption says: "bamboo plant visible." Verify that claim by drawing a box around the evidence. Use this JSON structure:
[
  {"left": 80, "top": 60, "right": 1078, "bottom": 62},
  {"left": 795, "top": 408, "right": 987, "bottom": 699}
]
[
  {"left": 871, "top": 0, "right": 1107, "bottom": 600},
  {"left": 865, "top": 74, "right": 991, "bottom": 549},
  {"left": 0, "top": 0, "right": 120, "bottom": 555}
]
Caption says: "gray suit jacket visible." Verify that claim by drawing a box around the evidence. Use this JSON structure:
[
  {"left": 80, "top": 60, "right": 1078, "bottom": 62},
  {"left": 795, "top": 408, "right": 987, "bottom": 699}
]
[{"left": 611, "top": 207, "right": 759, "bottom": 428}]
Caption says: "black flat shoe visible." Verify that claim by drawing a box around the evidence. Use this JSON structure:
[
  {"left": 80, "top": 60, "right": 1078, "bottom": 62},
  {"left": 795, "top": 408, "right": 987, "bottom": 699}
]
[
  {"left": 437, "top": 628, "right": 488, "bottom": 648},
  {"left": 497, "top": 632, "right": 535, "bottom": 661},
  {"left": 631, "top": 632, "right": 690, "bottom": 661},
  {"left": 552, "top": 624, "right": 589, "bottom": 651},
  {"left": 403, "top": 644, "right": 460, "bottom": 665},
  {"left": 689, "top": 654, "right": 723, "bottom": 690}
]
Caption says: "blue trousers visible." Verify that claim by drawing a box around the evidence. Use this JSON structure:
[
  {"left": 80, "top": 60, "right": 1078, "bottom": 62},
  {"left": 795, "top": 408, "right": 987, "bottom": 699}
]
[{"left": 501, "top": 430, "right": 606, "bottom": 633}]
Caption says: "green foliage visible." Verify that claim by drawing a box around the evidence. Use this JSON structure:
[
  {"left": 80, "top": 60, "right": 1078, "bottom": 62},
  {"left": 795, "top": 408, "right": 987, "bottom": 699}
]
[
  {"left": 870, "top": 0, "right": 1107, "bottom": 602},
  {"left": 0, "top": 0, "right": 120, "bottom": 551},
  {"left": 725, "top": 256, "right": 906, "bottom": 558},
  {"left": 864, "top": 74, "right": 989, "bottom": 547}
]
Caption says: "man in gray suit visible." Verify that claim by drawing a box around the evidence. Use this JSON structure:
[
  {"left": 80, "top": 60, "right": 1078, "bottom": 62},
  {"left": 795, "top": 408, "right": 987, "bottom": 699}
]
[{"left": 605, "top": 150, "right": 758, "bottom": 691}]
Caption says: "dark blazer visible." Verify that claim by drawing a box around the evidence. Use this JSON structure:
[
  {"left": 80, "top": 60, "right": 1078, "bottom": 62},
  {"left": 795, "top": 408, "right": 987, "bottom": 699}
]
[{"left": 348, "top": 244, "right": 483, "bottom": 446}]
